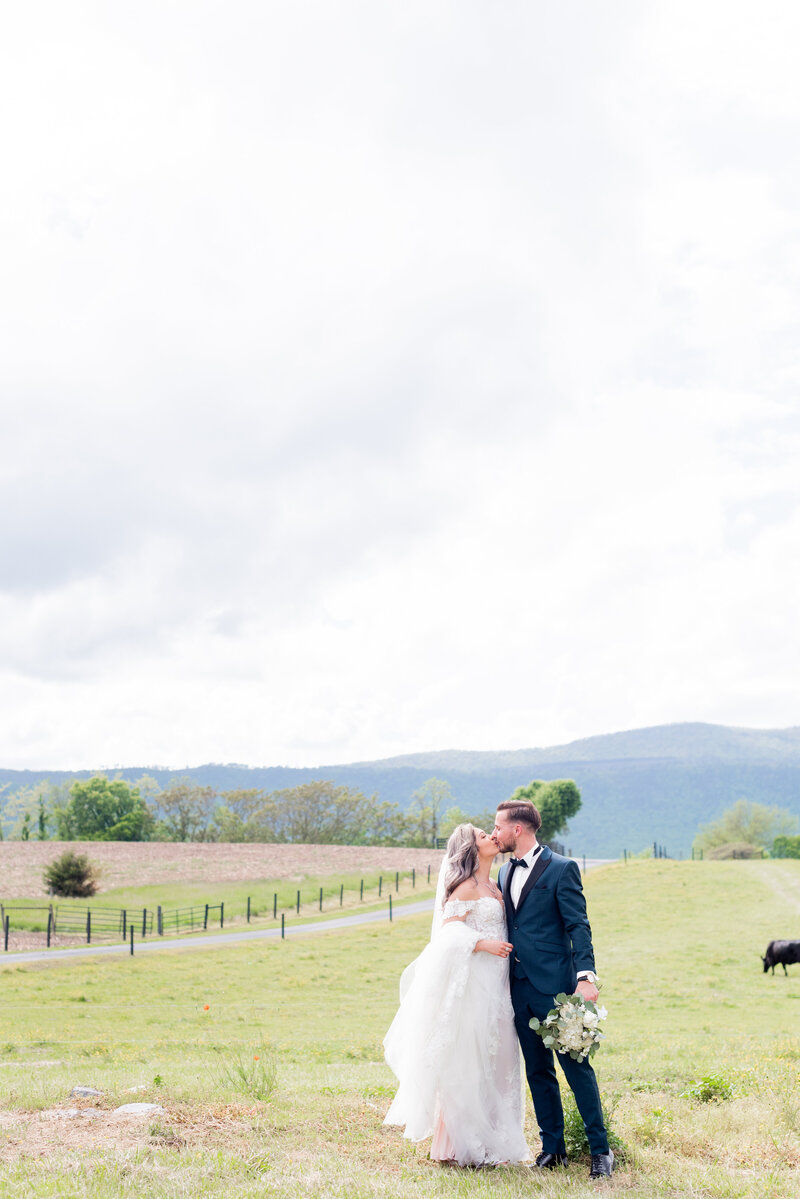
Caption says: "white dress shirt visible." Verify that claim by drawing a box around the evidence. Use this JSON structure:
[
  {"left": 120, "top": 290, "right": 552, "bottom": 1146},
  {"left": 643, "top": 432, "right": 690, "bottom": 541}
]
[{"left": 508, "top": 842, "right": 543, "bottom": 907}]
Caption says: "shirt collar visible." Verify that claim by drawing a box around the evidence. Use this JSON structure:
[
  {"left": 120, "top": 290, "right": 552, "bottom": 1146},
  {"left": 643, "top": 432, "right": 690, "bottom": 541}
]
[{"left": 519, "top": 842, "right": 542, "bottom": 866}]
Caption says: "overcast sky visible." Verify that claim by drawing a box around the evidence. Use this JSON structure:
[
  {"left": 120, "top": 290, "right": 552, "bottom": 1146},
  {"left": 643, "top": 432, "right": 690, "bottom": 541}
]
[{"left": 2, "top": 2, "right": 799, "bottom": 771}]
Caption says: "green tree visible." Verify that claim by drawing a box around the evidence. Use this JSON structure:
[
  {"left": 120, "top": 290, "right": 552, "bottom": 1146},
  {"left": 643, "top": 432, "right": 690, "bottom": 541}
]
[
  {"left": 267, "top": 781, "right": 383, "bottom": 844},
  {"left": 405, "top": 778, "right": 455, "bottom": 847},
  {"left": 694, "top": 799, "right": 798, "bottom": 854},
  {"left": 58, "top": 776, "right": 154, "bottom": 841},
  {"left": 37, "top": 794, "right": 49, "bottom": 840},
  {"left": 21, "top": 811, "right": 31, "bottom": 840},
  {"left": 155, "top": 780, "right": 216, "bottom": 841},
  {"left": 508, "top": 778, "right": 582, "bottom": 844}
]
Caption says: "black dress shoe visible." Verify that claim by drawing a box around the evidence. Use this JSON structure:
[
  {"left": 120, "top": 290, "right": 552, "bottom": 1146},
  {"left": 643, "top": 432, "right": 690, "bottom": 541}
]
[
  {"left": 535, "top": 1152, "right": 568, "bottom": 1169},
  {"left": 589, "top": 1149, "right": 614, "bottom": 1179}
]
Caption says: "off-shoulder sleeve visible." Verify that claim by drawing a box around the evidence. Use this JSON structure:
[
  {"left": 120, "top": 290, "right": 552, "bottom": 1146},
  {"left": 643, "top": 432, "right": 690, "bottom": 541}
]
[{"left": 442, "top": 898, "right": 476, "bottom": 919}]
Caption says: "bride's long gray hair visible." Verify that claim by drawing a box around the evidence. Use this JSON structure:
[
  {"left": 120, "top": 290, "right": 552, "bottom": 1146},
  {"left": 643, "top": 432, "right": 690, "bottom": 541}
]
[{"left": 443, "top": 823, "right": 479, "bottom": 900}]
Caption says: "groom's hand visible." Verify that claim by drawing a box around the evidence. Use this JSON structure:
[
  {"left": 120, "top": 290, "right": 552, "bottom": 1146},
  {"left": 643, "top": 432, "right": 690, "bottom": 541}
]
[{"left": 576, "top": 979, "right": 599, "bottom": 1004}]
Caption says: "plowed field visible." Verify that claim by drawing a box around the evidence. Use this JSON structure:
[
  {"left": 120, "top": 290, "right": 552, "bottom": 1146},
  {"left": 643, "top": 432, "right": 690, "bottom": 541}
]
[{"left": 0, "top": 842, "right": 444, "bottom": 897}]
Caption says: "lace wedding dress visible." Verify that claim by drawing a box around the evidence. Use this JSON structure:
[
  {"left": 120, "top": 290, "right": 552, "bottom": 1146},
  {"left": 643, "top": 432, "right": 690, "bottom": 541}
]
[{"left": 383, "top": 896, "right": 530, "bottom": 1166}]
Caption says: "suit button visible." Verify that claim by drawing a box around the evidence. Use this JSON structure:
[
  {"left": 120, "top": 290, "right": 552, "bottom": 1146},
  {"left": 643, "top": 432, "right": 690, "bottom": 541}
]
[{"left": 513, "top": 924, "right": 519, "bottom": 930}]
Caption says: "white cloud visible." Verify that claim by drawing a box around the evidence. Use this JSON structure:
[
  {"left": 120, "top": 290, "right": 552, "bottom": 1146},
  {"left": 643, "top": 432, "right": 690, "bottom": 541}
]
[{"left": 1, "top": 2, "right": 799, "bottom": 769}]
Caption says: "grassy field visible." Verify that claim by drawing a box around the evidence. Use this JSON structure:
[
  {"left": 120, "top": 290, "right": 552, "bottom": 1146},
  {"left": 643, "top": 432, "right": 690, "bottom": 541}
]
[{"left": 1, "top": 858, "right": 799, "bottom": 1197}]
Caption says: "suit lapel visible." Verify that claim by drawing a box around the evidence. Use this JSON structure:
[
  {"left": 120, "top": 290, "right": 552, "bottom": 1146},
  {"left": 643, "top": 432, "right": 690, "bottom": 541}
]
[
  {"left": 516, "top": 846, "right": 552, "bottom": 911},
  {"left": 498, "top": 862, "right": 515, "bottom": 923}
]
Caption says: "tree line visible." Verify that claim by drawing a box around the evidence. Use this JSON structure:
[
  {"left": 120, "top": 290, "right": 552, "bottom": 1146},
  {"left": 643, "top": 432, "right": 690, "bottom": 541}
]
[
  {"left": 693, "top": 798, "right": 800, "bottom": 858},
  {"left": 0, "top": 774, "right": 582, "bottom": 847}
]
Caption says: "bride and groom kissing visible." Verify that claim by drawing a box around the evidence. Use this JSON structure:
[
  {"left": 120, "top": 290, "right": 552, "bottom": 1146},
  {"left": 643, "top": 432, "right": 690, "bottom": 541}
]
[{"left": 383, "top": 799, "right": 615, "bottom": 1180}]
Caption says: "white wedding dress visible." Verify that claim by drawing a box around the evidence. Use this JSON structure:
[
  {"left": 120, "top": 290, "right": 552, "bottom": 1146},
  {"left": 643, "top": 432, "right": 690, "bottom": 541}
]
[{"left": 383, "top": 896, "right": 530, "bottom": 1166}]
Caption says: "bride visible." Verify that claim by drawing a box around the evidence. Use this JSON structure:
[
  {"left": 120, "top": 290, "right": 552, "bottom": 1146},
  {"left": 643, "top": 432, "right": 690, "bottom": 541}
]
[{"left": 383, "top": 824, "right": 530, "bottom": 1167}]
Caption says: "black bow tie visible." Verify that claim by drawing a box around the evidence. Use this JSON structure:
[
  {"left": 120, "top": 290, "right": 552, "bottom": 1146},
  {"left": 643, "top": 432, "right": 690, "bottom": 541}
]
[{"left": 509, "top": 857, "right": 529, "bottom": 868}]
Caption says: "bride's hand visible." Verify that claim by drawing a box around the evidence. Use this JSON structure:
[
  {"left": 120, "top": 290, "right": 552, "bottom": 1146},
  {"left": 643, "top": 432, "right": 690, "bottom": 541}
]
[{"left": 475, "top": 939, "right": 513, "bottom": 957}]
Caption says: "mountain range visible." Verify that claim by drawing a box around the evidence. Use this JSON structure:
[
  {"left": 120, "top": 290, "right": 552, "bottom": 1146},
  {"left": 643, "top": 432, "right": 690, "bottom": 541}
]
[{"left": 2, "top": 722, "right": 799, "bottom": 856}]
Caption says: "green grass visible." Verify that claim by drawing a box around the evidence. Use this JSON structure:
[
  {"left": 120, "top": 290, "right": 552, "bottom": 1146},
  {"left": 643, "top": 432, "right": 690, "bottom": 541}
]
[{"left": 0, "top": 859, "right": 799, "bottom": 1196}]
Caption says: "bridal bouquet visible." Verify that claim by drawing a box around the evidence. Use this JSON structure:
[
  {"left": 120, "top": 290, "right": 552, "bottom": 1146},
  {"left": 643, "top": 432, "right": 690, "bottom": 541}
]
[{"left": 529, "top": 993, "right": 607, "bottom": 1063}]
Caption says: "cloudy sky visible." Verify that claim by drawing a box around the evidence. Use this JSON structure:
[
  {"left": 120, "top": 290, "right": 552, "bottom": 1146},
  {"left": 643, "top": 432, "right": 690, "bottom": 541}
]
[{"left": 2, "top": 2, "right": 799, "bottom": 770}]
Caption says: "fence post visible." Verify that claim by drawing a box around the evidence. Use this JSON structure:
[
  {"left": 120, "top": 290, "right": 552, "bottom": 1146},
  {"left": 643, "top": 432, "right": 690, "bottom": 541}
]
[
  {"left": 296, "top": 891, "right": 300, "bottom": 915},
  {"left": 122, "top": 909, "right": 127, "bottom": 940},
  {"left": 3, "top": 915, "right": 8, "bottom": 951},
  {"left": 319, "top": 887, "right": 323, "bottom": 912},
  {"left": 339, "top": 884, "right": 343, "bottom": 906},
  {"left": 204, "top": 903, "right": 209, "bottom": 931},
  {"left": 129, "top": 926, "right": 134, "bottom": 955},
  {"left": 220, "top": 902, "right": 224, "bottom": 929},
  {"left": 412, "top": 867, "right": 415, "bottom": 888},
  {"left": 157, "top": 905, "right": 163, "bottom": 935},
  {"left": 247, "top": 897, "right": 251, "bottom": 924},
  {"left": 360, "top": 879, "right": 364, "bottom": 901},
  {"left": 86, "top": 910, "right": 91, "bottom": 945},
  {"left": 395, "top": 871, "right": 399, "bottom": 892},
  {"left": 389, "top": 894, "right": 393, "bottom": 922},
  {"left": 47, "top": 911, "right": 52, "bottom": 948},
  {"left": 142, "top": 908, "right": 147, "bottom": 938},
  {"left": 378, "top": 876, "right": 382, "bottom": 898},
  {"left": 427, "top": 865, "right": 431, "bottom": 885},
  {"left": 273, "top": 893, "right": 277, "bottom": 920},
  {"left": 281, "top": 913, "right": 285, "bottom": 939}
]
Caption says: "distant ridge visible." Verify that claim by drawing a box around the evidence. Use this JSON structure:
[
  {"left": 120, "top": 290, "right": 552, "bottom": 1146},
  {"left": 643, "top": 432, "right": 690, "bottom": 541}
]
[
  {"left": 341, "top": 723, "right": 800, "bottom": 771},
  {"left": 2, "top": 722, "right": 800, "bottom": 857}
]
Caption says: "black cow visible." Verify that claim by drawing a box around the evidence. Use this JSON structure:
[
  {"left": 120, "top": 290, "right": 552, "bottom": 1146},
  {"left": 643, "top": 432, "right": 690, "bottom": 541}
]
[{"left": 762, "top": 940, "right": 800, "bottom": 975}]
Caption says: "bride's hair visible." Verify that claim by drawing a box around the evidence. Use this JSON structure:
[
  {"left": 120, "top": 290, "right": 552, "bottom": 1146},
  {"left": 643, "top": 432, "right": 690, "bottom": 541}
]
[{"left": 443, "top": 823, "right": 479, "bottom": 900}]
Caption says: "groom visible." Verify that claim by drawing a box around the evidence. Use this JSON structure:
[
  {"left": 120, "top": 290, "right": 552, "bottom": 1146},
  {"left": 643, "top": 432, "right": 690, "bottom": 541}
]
[{"left": 493, "top": 800, "right": 614, "bottom": 1181}]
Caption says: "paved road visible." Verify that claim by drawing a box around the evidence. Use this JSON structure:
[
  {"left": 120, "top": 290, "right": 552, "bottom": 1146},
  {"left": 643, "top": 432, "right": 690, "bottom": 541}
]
[
  {"left": 1, "top": 858, "right": 614, "bottom": 967},
  {"left": 0, "top": 900, "right": 436, "bottom": 966}
]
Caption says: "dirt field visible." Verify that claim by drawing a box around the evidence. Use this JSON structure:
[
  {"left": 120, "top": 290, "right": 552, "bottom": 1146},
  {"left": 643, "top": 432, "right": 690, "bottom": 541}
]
[{"left": 0, "top": 842, "right": 444, "bottom": 898}]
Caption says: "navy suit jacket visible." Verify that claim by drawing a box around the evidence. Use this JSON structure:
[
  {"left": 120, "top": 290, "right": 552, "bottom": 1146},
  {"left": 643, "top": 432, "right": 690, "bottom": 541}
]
[{"left": 498, "top": 846, "right": 596, "bottom": 998}]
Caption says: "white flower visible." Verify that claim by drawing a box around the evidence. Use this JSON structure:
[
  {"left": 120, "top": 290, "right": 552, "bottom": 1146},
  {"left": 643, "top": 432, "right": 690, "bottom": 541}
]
[{"left": 529, "top": 994, "right": 607, "bottom": 1061}]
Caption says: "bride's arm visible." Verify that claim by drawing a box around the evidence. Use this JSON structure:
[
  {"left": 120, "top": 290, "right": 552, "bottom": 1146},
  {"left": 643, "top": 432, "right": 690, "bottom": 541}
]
[{"left": 442, "top": 903, "right": 513, "bottom": 959}]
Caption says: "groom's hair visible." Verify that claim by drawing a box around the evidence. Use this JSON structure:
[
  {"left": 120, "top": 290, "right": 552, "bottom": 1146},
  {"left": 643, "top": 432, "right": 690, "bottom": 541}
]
[{"left": 496, "top": 800, "right": 541, "bottom": 833}]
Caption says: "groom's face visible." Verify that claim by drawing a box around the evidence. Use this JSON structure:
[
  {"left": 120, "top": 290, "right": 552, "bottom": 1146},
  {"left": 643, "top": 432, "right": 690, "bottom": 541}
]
[{"left": 492, "top": 811, "right": 517, "bottom": 853}]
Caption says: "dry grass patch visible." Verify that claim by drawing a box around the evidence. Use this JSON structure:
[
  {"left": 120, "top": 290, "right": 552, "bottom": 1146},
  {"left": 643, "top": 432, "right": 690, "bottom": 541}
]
[{"left": 0, "top": 1099, "right": 273, "bottom": 1164}]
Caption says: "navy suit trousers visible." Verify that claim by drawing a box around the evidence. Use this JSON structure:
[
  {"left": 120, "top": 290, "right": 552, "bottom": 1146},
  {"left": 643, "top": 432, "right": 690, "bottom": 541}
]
[{"left": 511, "top": 976, "right": 608, "bottom": 1157}]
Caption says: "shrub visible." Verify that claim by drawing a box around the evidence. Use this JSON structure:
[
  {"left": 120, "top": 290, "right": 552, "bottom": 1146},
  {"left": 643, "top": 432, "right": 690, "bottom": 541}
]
[
  {"left": 706, "top": 842, "right": 763, "bottom": 860},
  {"left": 772, "top": 834, "right": 800, "bottom": 859},
  {"left": 682, "top": 1073, "right": 733, "bottom": 1103},
  {"left": 562, "top": 1091, "right": 628, "bottom": 1161},
  {"left": 42, "top": 851, "right": 100, "bottom": 898}
]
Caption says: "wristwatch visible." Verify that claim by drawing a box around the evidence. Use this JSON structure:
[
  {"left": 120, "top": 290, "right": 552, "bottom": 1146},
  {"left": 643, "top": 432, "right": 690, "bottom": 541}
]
[{"left": 577, "top": 971, "right": 598, "bottom": 985}]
